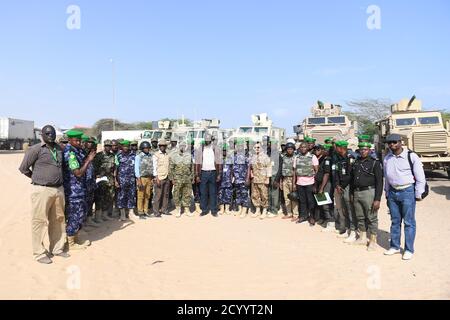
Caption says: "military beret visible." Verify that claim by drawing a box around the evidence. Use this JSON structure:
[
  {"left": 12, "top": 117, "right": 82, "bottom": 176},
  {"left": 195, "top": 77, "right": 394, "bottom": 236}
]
[
  {"left": 158, "top": 139, "right": 168, "bottom": 146},
  {"left": 104, "top": 139, "right": 112, "bottom": 146},
  {"left": 358, "top": 142, "right": 372, "bottom": 148},
  {"left": 323, "top": 144, "right": 332, "bottom": 150},
  {"left": 120, "top": 140, "right": 130, "bottom": 146},
  {"left": 358, "top": 135, "right": 372, "bottom": 142},
  {"left": 66, "top": 130, "right": 84, "bottom": 139},
  {"left": 335, "top": 140, "right": 349, "bottom": 147},
  {"left": 130, "top": 140, "right": 138, "bottom": 145},
  {"left": 324, "top": 137, "right": 334, "bottom": 143},
  {"left": 81, "top": 134, "right": 90, "bottom": 142}
]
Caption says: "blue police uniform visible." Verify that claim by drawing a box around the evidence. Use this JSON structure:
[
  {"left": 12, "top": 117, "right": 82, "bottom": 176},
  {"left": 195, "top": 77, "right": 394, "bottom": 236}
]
[
  {"left": 233, "top": 153, "right": 250, "bottom": 207},
  {"left": 116, "top": 152, "right": 136, "bottom": 209},
  {"left": 218, "top": 155, "right": 234, "bottom": 205},
  {"left": 63, "top": 144, "right": 87, "bottom": 237},
  {"left": 83, "top": 149, "right": 97, "bottom": 216}
]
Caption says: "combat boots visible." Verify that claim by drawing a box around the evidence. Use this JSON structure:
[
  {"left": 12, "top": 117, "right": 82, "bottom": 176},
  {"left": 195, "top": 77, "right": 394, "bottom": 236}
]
[
  {"left": 260, "top": 208, "right": 267, "bottom": 220},
  {"left": 85, "top": 215, "right": 100, "bottom": 227},
  {"left": 239, "top": 206, "right": 247, "bottom": 218},
  {"left": 322, "top": 222, "right": 335, "bottom": 233},
  {"left": 251, "top": 208, "right": 260, "bottom": 218},
  {"left": 94, "top": 210, "right": 104, "bottom": 223},
  {"left": 337, "top": 229, "right": 350, "bottom": 238},
  {"left": 175, "top": 207, "right": 182, "bottom": 218},
  {"left": 344, "top": 231, "right": 358, "bottom": 244},
  {"left": 353, "top": 231, "right": 368, "bottom": 246},
  {"left": 75, "top": 232, "right": 91, "bottom": 247},
  {"left": 67, "top": 236, "right": 87, "bottom": 250},
  {"left": 367, "top": 234, "right": 377, "bottom": 251},
  {"left": 102, "top": 210, "right": 113, "bottom": 221},
  {"left": 119, "top": 209, "right": 127, "bottom": 221},
  {"left": 267, "top": 211, "right": 277, "bottom": 218}
]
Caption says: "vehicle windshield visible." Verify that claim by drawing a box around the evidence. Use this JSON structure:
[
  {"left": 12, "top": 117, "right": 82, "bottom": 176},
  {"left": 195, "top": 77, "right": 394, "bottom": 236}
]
[
  {"left": 396, "top": 118, "right": 416, "bottom": 126},
  {"left": 239, "top": 127, "right": 253, "bottom": 133},
  {"left": 153, "top": 131, "right": 162, "bottom": 139},
  {"left": 143, "top": 131, "right": 152, "bottom": 138},
  {"left": 254, "top": 127, "right": 268, "bottom": 135},
  {"left": 308, "top": 117, "right": 326, "bottom": 125},
  {"left": 327, "top": 116, "right": 346, "bottom": 124},
  {"left": 418, "top": 116, "right": 440, "bottom": 125},
  {"left": 197, "top": 130, "right": 205, "bottom": 138}
]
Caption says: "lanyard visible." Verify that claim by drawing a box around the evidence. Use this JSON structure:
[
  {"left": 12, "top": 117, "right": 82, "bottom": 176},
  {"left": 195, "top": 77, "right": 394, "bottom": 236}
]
[{"left": 49, "top": 147, "right": 60, "bottom": 166}]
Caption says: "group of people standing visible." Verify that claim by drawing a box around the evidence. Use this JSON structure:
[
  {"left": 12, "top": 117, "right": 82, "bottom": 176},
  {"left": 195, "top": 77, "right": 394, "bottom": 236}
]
[{"left": 20, "top": 125, "right": 426, "bottom": 264}]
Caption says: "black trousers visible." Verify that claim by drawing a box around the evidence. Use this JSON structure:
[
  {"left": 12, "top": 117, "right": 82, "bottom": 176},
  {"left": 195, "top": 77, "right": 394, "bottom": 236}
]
[{"left": 297, "top": 184, "right": 315, "bottom": 219}]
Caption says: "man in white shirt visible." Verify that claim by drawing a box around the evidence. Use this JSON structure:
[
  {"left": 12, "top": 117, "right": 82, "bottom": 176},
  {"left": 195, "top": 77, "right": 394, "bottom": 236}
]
[{"left": 194, "top": 135, "right": 223, "bottom": 217}]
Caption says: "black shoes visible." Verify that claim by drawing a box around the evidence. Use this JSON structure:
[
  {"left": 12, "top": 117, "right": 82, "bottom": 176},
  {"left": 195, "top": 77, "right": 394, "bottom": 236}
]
[
  {"left": 37, "top": 256, "right": 52, "bottom": 264},
  {"left": 211, "top": 212, "right": 219, "bottom": 217},
  {"left": 296, "top": 217, "right": 309, "bottom": 224},
  {"left": 200, "top": 212, "right": 209, "bottom": 217}
]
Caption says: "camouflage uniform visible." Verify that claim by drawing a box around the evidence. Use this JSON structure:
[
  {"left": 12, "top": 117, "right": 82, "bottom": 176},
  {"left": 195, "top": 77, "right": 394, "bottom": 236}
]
[
  {"left": 83, "top": 149, "right": 97, "bottom": 218},
  {"left": 281, "top": 154, "right": 298, "bottom": 216},
  {"left": 169, "top": 151, "right": 194, "bottom": 208},
  {"left": 63, "top": 144, "right": 87, "bottom": 237},
  {"left": 93, "top": 150, "right": 116, "bottom": 212},
  {"left": 115, "top": 151, "right": 136, "bottom": 209},
  {"left": 250, "top": 152, "right": 272, "bottom": 208},
  {"left": 233, "top": 152, "right": 250, "bottom": 207}
]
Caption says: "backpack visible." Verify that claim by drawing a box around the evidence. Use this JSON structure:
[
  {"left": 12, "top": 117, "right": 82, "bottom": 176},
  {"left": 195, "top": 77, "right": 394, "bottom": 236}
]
[{"left": 407, "top": 151, "right": 429, "bottom": 200}]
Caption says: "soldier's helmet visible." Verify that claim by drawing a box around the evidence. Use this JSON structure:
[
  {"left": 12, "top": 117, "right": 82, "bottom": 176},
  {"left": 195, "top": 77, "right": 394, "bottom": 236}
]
[
  {"left": 140, "top": 141, "right": 151, "bottom": 150},
  {"left": 285, "top": 142, "right": 295, "bottom": 150}
]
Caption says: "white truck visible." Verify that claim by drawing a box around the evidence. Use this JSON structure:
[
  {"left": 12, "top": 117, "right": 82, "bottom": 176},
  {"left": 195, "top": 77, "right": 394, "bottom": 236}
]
[{"left": 0, "top": 117, "right": 36, "bottom": 150}]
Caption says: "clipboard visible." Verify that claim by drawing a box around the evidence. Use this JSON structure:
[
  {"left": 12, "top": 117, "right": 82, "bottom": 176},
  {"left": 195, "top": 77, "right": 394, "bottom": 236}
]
[{"left": 314, "top": 192, "right": 333, "bottom": 206}]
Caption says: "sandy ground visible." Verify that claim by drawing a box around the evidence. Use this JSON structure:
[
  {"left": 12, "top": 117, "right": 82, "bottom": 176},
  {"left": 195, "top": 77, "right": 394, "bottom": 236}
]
[{"left": 1, "top": 152, "right": 450, "bottom": 300}]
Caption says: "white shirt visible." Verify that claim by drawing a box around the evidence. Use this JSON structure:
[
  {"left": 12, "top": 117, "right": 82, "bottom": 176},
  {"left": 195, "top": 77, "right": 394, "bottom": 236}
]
[{"left": 202, "top": 146, "right": 216, "bottom": 171}]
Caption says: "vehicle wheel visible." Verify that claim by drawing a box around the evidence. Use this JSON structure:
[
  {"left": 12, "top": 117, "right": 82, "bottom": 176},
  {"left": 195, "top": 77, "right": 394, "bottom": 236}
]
[{"left": 14, "top": 140, "right": 22, "bottom": 150}]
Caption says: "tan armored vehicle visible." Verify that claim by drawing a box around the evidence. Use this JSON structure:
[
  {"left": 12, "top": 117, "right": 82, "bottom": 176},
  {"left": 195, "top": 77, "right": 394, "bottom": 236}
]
[
  {"left": 294, "top": 101, "right": 358, "bottom": 149},
  {"left": 374, "top": 96, "right": 450, "bottom": 177}
]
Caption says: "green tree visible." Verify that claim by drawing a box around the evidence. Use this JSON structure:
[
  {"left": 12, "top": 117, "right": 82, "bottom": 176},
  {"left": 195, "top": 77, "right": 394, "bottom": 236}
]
[
  {"left": 441, "top": 110, "right": 450, "bottom": 125},
  {"left": 344, "top": 99, "right": 392, "bottom": 136}
]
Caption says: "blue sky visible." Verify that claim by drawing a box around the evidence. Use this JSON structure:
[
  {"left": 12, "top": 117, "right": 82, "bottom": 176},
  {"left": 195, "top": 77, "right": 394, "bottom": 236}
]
[{"left": 0, "top": 0, "right": 449, "bottom": 133}]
